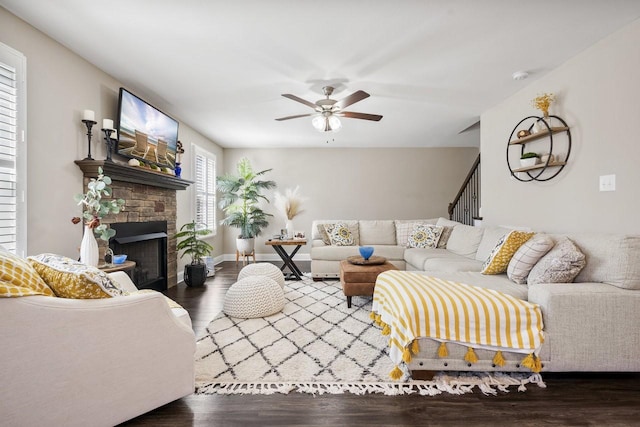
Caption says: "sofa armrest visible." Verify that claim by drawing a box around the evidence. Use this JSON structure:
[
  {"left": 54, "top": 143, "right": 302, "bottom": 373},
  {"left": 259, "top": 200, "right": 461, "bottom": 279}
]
[
  {"left": 0, "top": 293, "right": 195, "bottom": 426},
  {"left": 528, "top": 282, "right": 640, "bottom": 371}
]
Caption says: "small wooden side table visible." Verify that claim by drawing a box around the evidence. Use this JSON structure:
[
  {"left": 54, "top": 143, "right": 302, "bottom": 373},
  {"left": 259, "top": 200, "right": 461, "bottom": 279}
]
[
  {"left": 265, "top": 239, "right": 307, "bottom": 280},
  {"left": 98, "top": 260, "right": 136, "bottom": 273}
]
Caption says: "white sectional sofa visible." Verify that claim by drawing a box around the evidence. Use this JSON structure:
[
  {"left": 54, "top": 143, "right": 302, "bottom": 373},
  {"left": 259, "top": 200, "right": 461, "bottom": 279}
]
[{"left": 311, "top": 218, "right": 640, "bottom": 373}]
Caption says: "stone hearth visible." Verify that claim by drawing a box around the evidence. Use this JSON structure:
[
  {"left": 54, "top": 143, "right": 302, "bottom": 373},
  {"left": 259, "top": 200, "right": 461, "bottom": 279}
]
[{"left": 75, "top": 160, "right": 192, "bottom": 288}]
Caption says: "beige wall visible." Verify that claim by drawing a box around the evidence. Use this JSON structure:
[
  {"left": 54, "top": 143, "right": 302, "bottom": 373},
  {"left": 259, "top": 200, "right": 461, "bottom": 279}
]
[
  {"left": 0, "top": 8, "right": 222, "bottom": 266},
  {"left": 222, "top": 147, "right": 479, "bottom": 257},
  {"left": 481, "top": 18, "right": 640, "bottom": 234}
]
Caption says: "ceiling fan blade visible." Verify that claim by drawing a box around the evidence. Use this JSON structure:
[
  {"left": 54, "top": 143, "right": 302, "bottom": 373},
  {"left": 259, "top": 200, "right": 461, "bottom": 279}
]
[
  {"left": 335, "top": 90, "right": 370, "bottom": 109},
  {"left": 275, "top": 113, "right": 313, "bottom": 121},
  {"left": 281, "top": 94, "right": 318, "bottom": 109},
  {"left": 339, "top": 111, "right": 383, "bottom": 121}
]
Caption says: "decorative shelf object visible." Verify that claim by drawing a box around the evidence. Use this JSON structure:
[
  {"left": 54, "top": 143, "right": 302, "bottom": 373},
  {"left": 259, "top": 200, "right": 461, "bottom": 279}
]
[
  {"left": 75, "top": 159, "right": 193, "bottom": 191},
  {"left": 506, "top": 115, "right": 572, "bottom": 182}
]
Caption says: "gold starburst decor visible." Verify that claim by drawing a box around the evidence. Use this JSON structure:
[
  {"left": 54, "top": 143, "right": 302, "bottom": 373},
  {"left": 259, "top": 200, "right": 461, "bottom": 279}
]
[{"left": 531, "top": 93, "right": 556, "bottom": 117}]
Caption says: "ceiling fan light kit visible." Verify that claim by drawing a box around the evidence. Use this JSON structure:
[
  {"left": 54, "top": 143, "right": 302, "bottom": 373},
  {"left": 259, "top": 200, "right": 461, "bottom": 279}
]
[{"left": 277, "top": 86, "right": 382, "bottom": 132}]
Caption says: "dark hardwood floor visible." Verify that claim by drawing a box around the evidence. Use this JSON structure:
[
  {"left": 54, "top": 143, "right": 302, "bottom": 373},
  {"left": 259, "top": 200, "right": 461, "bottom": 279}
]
[{"left": 121, "top": 261, "right": 640, "bottom": 427}]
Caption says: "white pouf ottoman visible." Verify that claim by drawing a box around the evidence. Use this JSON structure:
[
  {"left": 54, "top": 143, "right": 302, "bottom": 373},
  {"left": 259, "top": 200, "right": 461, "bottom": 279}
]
[
  {"left": 237, "top": 262, "right": 286, "bottom": 288},
  {"left": 223, "top": 276, "right": 285, "bottom": 318}
]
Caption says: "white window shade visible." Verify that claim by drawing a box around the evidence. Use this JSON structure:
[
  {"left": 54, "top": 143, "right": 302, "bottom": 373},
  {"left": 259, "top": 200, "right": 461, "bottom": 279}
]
[
  {"left": 193, "top": 145, "right": 216, "bottom": 233},
  {"left": 0, "top": 44, "right": 26, "bottom": 256}
]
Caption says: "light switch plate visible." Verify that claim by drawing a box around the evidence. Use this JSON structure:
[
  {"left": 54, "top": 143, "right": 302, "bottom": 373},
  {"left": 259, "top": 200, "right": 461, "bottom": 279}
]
[{"left": 599, "top": 174, "right": 616, "bottom": 192}]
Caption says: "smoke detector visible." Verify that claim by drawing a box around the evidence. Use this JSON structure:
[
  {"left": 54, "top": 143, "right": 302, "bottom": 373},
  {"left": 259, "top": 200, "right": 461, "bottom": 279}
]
[{"left": 512, "top": 71, "right": 529, "bottom": 81}]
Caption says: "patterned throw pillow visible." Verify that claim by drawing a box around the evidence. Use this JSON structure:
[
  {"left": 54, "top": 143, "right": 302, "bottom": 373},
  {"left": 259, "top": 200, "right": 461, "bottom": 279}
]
[
  {"left": 436, "top": 226, "right": 454, "bottom": 249},
  {"left": 28, "top": 253, "right": 124, "bottom": 299},
  {"left": 325, "top": 223, "right": 355, "bottom": 246},
  {"left": 0, "top": 248, "right": 54, "bottom": 297},
  {"left": 507, "top": 234, "right": 555, "bottom": 284},
  {"left": 407, "top": 224, "right": 444, "bottom": 249},
  {"left": 316, "top": 224, "right": 332, "bottom": 245},
  {"left": 527, "top": 237, "right": 586, "bottom": 285},
  {"left": 482, "top": 230, "right": 535, "bottom": 275}
]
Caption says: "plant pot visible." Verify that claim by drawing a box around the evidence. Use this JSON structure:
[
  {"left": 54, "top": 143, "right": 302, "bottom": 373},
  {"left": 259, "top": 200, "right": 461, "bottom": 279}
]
[
  {"left": 236, "top": 237, "right": 255, "bottom": 254},
  {"left": 184, "top": 264, "right": 207, "bottom": 287},
  {"left": 520, "top": 157, "right": 538, "bottom": 168}
]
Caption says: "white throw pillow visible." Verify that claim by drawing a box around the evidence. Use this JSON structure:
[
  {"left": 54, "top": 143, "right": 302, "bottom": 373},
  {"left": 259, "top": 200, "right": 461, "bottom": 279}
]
[
  {"left": 507, "top": 234, "right": 555, "bottom": 284},
  {"left": 527, "top": 237, "right": 586, "bottom": 285}
]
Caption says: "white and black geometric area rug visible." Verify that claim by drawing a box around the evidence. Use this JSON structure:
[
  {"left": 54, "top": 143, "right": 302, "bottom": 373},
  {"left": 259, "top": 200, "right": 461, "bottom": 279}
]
[{"left": 195, "top": 278, "right": 544, "bottom": 396}]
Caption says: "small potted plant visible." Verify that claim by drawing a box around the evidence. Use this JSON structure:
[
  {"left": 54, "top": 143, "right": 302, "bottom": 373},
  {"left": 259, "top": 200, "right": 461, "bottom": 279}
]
[
  {"left": 520, "top": 152, "right": 539, "bottom": 168},
  {"left": 175, "top": 221, "right": 214, "bottom": 287}
]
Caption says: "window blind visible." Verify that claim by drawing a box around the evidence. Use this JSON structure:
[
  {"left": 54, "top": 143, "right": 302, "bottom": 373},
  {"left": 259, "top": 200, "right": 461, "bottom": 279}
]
[
  {"left": 194, "top": 147, "right": 216, "bottom": 233},
  {"left": 0, "top": 61, "right": 18, "bottom": 253}
]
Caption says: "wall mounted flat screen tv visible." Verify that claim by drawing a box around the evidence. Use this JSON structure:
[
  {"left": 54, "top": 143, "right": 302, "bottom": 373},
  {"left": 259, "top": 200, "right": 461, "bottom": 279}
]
[{"left": 116, "top": 87, "right": 179, "bottom": 169}]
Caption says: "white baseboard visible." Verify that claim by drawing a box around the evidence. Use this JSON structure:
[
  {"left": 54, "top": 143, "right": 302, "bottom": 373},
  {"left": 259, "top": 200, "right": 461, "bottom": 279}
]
[{"left": 221, "top": 253, "right": 311, "bottom": 262}]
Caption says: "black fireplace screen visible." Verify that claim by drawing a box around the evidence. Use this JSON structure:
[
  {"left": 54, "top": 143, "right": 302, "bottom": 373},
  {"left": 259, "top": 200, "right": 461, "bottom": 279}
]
[{"left": 109, "top": 221, "right": 168, "bottom": 291}]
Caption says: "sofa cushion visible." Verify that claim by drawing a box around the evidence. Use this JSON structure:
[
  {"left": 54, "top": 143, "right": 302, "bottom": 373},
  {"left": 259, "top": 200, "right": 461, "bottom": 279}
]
[
  {"left": 527, "top": 238, "right": 586, "bottom": 285},
  {"left": 404, "top": 247, "right": 471, "bottom": 270},
  {"left": 475, "top": 226, "right": 513, "bottom": 262},
  {"left": 507, "top": 234, "right": 554, "bottom": 284},
  {"left": 0, "top": 248, "right": 54, "bottom": 297},
  {"left": 481, "top": 230, "right": 534, "bottom": 275},
  {"left": 311, "top": 245, "right": 405, "bottom": 262},
  {"left": 28, "top": 253, "right": 125, "bottom": 299},
  {"left": 359, "top": 220, "right": 396, "bottom": 245},
  {"left": 423, "top": 257, "right": 484, "bottom": 273},
  {"left": 416, "top": 271, "right": 528, "bottom": 300},
  {"left": 316, "top": 224, "right": 331, "bottom": 245},
  {"left": 407, "top": 224, "right": 443, "bottom": 249},
  {"left": 445, "top": 223, "right": 484, "bottom": 259},
  {"left": 561, "top": 234, "right": 640, "bottom": 290},
  {"left": 435, "top": 217, "right": 462, "bottom": 228}
]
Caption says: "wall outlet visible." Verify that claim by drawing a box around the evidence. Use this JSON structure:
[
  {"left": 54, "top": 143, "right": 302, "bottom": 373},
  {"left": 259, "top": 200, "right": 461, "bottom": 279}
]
[{"left": 599, "top": 174, "right": 616, "bottom": 192}]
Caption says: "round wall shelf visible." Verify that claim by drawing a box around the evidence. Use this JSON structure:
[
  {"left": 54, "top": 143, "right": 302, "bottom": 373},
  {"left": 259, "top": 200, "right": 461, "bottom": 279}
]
[{"left": 506, "top": 115, "right": 572, "bottom": 182}]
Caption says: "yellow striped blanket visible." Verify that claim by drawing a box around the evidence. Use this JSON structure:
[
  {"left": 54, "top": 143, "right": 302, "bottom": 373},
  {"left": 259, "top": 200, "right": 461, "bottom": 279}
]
[{"left": 372, "top": 270, "right": 544, "bottom": 378}]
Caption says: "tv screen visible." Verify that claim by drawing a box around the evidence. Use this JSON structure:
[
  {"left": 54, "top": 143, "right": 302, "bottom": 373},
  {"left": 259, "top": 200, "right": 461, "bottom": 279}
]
[{"left": 116, "top": 88, "right": 179, "bottom": 169}]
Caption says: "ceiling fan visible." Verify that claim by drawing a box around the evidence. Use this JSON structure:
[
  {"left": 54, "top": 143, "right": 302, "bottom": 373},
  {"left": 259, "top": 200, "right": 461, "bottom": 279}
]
[{"left": 275, "top": 86, "right": 383, "bottom": 132}]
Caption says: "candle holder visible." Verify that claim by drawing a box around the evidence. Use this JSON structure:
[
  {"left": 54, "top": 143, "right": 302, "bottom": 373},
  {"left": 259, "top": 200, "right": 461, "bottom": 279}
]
[
  {"left": 102, "top": 128, "right": 115, "bottom": 162},
  {"left": 81, "top": 119, "right": 97, "bottom": 160}
]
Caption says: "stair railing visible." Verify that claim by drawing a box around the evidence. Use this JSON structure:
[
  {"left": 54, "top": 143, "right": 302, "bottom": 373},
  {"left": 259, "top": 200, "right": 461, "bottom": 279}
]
[{"left": 448, "top": 153, "right": 481, "bottom": 225}]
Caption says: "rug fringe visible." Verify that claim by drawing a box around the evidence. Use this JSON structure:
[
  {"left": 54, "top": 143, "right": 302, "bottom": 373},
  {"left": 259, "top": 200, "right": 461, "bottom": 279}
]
[{"left": 195, "top": 373, "right": 546, "bottom": 396}]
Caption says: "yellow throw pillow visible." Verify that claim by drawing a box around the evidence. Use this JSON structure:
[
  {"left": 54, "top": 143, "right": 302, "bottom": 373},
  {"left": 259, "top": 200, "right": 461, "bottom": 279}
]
[
  {"left": 0, "top": 249, "right": 55, "bottom": 297},
  {"left": 28, "top": 253, "right": 124, "bottom": 299},
  {"left": 482, "top": 231, "right": 535, "bottom": 275}
]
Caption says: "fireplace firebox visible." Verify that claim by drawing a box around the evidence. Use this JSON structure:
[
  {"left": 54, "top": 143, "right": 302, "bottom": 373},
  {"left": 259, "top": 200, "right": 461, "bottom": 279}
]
[{"left": 109, "top": 221, "right": 168, "bottom": 291}]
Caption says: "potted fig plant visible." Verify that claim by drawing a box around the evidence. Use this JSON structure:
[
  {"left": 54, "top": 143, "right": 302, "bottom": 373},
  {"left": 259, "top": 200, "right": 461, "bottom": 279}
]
[
  {"left": 217, "top": 157, "right": 276, "bottom": 254},
  {"left": 520, "top": 152, "right": 539, "bottom": 168},
  {"left": 175, "top": 220, "right": 214, "bottom": 287}
]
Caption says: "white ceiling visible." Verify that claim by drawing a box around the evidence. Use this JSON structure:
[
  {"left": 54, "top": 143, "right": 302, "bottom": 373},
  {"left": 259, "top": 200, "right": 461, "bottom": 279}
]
[{"left": 3, "top": 1, "right": 640, "bottom": 148}]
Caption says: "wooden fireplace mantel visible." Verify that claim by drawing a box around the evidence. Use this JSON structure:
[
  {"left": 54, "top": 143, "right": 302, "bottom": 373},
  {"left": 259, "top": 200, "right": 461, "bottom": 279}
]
[{"left": 75, "top": 160, "right": 193, "bottom": 191}]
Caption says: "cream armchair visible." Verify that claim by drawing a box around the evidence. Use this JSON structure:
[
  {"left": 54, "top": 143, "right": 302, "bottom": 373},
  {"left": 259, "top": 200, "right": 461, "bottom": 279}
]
[{"left": 0, "top": 271, "right": 195, "bottom": 427}]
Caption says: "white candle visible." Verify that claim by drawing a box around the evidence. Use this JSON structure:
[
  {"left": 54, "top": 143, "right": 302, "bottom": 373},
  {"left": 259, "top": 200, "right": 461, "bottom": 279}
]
[
  {"left": 103, "top": 119, "right": 113, "bottom": 130},
  {"left": 83, "top": 110, "right": 95, "bottom": 121}
]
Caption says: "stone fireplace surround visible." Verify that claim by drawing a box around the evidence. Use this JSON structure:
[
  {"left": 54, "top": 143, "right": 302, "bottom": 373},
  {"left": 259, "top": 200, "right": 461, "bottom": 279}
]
[{"left": 75, "top": 160, "right": 191, "bottom": 289}]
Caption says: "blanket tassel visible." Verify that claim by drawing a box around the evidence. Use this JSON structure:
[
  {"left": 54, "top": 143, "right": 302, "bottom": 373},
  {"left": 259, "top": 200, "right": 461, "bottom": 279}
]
[
  {"left": 389, "top": 366, "right": 404, "bottom": 380},
  {"left": 464, "top": 347, "right": 478, "bottom": 364},
  {"left": 411, "top": 339, "right": 420, "bottom": 355},
  {"left": 382, "top": 324, "right": 391, "bottom": 336},
  {"left": 402, "top": 346, "right": 412, "bottom": 363},
  {"left": 369, "top": 312, "right": 376, "bottom": 320},
  {"left": 437, "top": 342, "right": 448, "bottom": 358},
  {"left": 493, "top": 351, "right": 506, "bottom": 367},
  {"left": 521, "top": 353, "right": 542, "bottom": 373}
]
